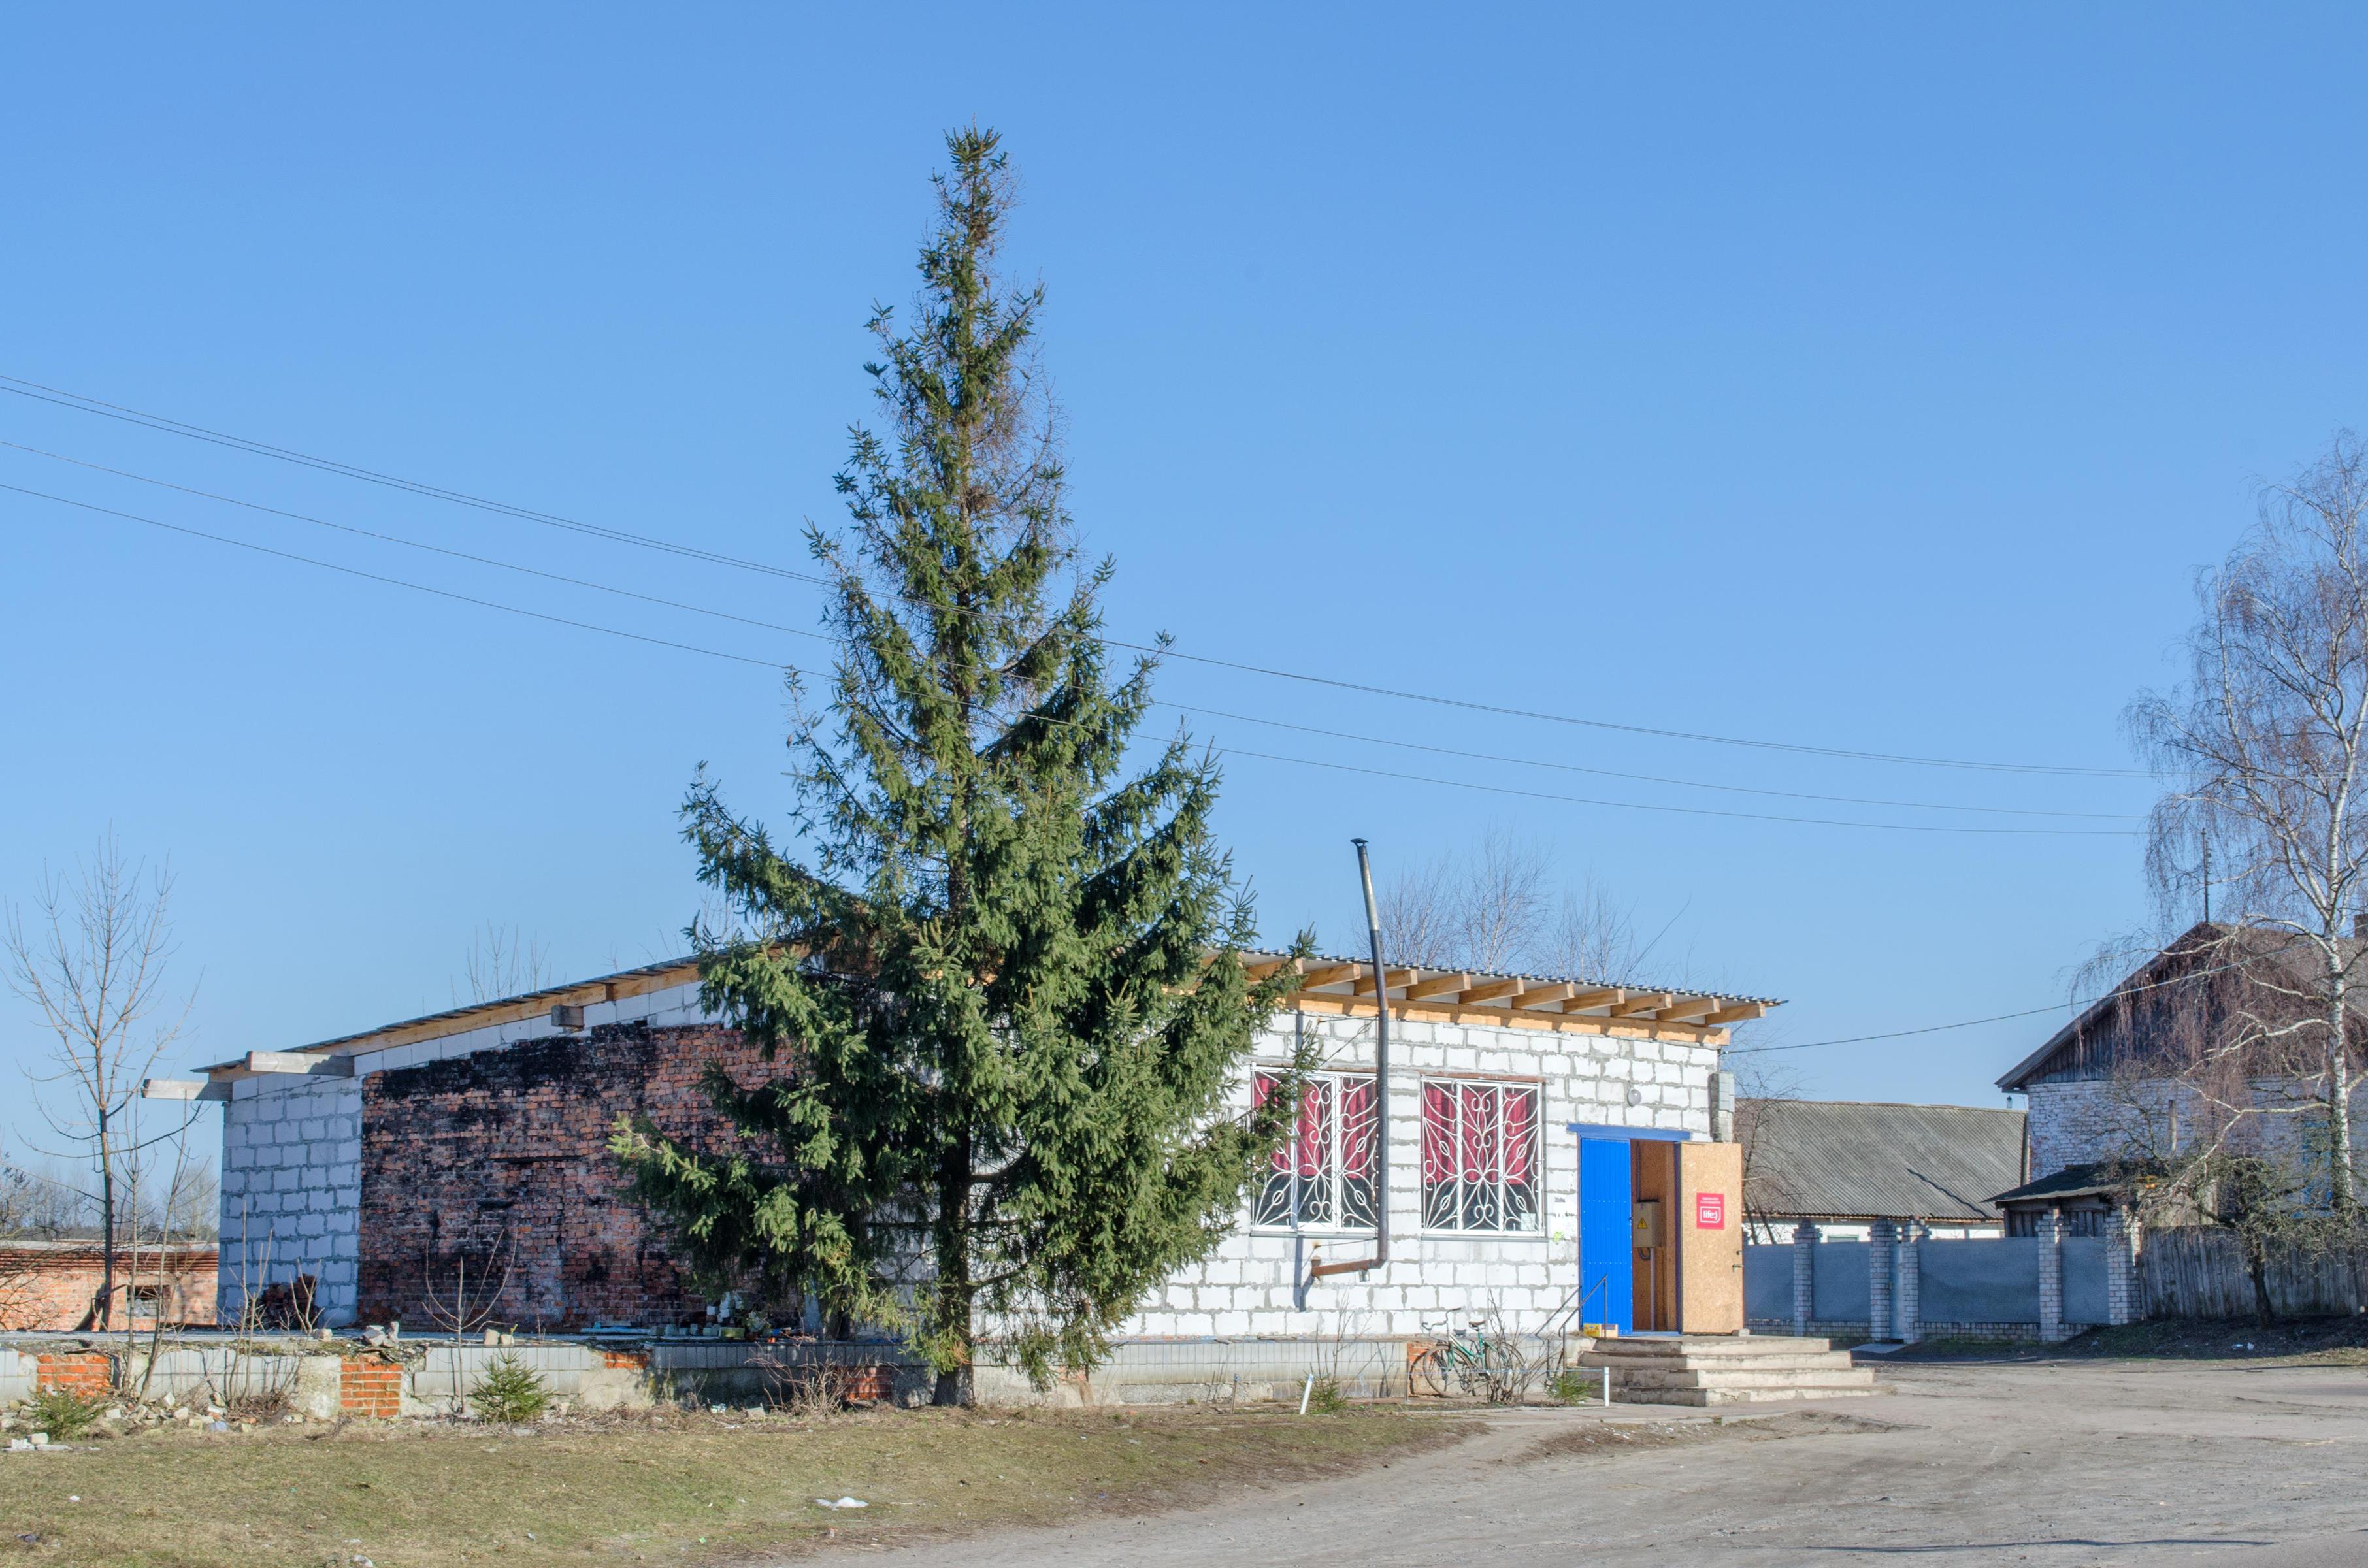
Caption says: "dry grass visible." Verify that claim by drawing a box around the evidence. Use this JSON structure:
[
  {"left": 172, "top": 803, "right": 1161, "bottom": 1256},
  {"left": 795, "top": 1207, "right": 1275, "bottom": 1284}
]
[{"left": 0, "top": 1403, "right": 1460, "bottom": 1567}]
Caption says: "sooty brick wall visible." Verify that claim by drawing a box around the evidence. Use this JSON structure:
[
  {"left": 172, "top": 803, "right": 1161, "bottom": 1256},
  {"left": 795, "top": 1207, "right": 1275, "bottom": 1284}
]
[{"left": 357, "top": 1022, "right": 785, "bottom": 1331}]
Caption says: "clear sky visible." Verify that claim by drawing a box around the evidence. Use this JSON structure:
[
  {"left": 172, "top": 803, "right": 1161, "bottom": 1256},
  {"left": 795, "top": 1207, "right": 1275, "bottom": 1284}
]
[{"left": 6, "top": 5, "right": 2365, "bottom": 1145}]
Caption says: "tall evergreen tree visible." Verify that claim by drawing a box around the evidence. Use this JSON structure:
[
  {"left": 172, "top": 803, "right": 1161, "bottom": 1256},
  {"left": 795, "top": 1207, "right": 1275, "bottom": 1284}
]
[{"left": 614, "top": 128, "right": 1306, "bottom": 1403}]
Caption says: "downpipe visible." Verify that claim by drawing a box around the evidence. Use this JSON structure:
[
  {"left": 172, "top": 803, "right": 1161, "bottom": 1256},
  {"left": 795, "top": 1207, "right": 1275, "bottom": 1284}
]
[{"left": 1309, "top": 837, "right": 1390, "bottom": 1281}]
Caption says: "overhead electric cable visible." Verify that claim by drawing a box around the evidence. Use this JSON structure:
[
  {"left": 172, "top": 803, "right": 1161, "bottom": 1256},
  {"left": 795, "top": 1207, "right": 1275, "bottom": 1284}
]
[
  {"left": 1724, "top": 952, "right": 2260, "bottom": 1054},
  {"left": 9, "top": 480, "right": 2139, "bottom": 839},
  {"left": 0, "top": 438, "right": 836, "bottom": 644},
  {"left": 1162, "top": 701, "right": 2145, "bottom": 822},
  {"left": 1, "top": 370, "right": 2153, "bottom": 779},
  {"left": 2, "top": 435, "right": 2139, "bottom": 823}
]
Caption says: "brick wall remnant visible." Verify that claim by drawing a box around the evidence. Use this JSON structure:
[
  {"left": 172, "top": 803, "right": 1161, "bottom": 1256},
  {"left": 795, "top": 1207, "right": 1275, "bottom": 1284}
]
[
  {"left": 34, "top": 1351, "right": 111, "bottom": 1398},
  {"left": 357, "top": 1022, "right": 793, "bottom": 1331}
]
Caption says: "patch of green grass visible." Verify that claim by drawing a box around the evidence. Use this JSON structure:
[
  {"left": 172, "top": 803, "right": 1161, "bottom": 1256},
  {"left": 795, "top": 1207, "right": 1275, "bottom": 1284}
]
[
  {"left": 1547, "top": 1367, "right": 1598, "bottom": 1404},
  {"left": 0, "top": 1403, "right": 1459, "bottom": 1567}
]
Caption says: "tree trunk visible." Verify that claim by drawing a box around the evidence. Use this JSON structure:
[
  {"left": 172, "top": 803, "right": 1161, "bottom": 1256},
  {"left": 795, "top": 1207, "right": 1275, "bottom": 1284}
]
[
  {"left": 96, "top": 1099, "right": 116, "bottom": 1333},
  {"left": 2329, "top": 966, "right": 2354, "bottom": 1211},
  {"left": 932, "top": 1128, "right": 974, "bottom": 1407},
  {"left": 2248, "top": 1244, "right": 2277, "bottom": 1327}
]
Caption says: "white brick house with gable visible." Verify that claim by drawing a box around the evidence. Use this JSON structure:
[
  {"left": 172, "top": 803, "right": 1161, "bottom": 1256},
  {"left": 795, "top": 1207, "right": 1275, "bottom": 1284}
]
[{"left": 157, "top": 951, "right": 1773, "bottom": 1345}]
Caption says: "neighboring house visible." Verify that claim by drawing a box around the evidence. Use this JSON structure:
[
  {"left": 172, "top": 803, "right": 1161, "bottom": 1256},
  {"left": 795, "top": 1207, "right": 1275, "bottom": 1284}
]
[
  {"left": 0, "top": 1240, "right": 218, "bottom": 1331},
  {"left": 1737, "top": 1099, "right": 2026, "bottom": 1242},
  {"left": 151, "top": 950, "right": 1777, "bottom": 1341},
  {"left": 1993, "top": 921, "right": 2368, "bottom": 1194}
]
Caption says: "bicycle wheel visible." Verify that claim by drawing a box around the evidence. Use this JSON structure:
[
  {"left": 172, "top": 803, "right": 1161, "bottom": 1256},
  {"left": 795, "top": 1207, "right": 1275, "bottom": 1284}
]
[
  {"left": 1407, "top": 1346, "right": 1449, "bottom": 1399},
  {"left": 1451, "top": 1346, "right": 1489, "bottom": 1399}
]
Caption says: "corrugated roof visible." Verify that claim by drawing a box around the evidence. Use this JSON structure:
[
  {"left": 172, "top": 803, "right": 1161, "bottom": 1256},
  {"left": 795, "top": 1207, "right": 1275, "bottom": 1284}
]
[{"left": 1739, "top": 1098, "right": 2027, "bottom": 1224}]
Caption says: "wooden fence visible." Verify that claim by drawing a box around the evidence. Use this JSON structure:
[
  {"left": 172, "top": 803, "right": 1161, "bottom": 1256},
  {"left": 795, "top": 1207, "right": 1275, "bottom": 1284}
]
[{"left": 2139, "top": 1226, "right": 2368, "bottom": 1320}]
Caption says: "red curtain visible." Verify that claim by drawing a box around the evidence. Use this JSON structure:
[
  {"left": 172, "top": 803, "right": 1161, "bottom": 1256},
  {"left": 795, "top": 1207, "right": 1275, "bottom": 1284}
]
[
  {"left": 1421, "top": 1082, "right": 1455, "bottom": 1184},
  {"left": 1338, "top": 1077, "right": 1378, "bottom": 1177}
]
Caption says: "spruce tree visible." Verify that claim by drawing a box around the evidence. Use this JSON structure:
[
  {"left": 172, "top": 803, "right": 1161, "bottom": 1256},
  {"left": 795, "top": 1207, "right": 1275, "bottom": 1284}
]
[{"left": 614, "top": 128, "right": 1306, "bottom": 1403}]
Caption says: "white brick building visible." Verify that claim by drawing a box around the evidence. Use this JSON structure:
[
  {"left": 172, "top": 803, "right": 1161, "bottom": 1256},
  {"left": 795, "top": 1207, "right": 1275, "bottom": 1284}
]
[{"left": 159, "top": 953, "right": 1772, "bottom": 1339}]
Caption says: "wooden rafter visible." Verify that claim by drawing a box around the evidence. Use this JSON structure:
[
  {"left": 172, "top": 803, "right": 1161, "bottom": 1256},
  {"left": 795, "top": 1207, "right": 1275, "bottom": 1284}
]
[
  {"left": 1352, "top": 966, "right": 1420, "bottom": 997},
  {"left": 1402, "top": 972, "right": 1473, "bottom": 1001},
  {"left": 1456, "top": 978, "right": 1524, "bottom": 1004},
  {"left": 1609, "top": 992, "right": 1676, "bottom": 1018},
  {"left": 1510, "top": 982, "right": 1578, "bottom": 1009},
  {"left": 1297, "top": 962, "right": 1360, "bottom": 988},
  {"left": 1705, "top": 1001, "right": 1768, "bottom": 1025}
]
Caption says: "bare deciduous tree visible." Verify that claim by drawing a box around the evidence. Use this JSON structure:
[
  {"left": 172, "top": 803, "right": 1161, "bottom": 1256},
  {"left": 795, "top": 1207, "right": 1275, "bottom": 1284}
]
[
  {"left": 1374, "top": 829, "right": 1647, "bottom": 979},
  {"left": 2131, "top": 436, "right": 2368, "bottom": 1209},
  {"left": 4, "top": 834, "right": 193, "bottom": 1330},
  {"left": 454, "top": 922, "right": 551, "bottom": 1005}
]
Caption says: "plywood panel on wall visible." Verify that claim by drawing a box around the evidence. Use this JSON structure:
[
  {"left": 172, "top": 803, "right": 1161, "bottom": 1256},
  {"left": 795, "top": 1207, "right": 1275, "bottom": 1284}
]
[{"left": 1677, "top": 1141, "right": 1743, "bottom": 1334}]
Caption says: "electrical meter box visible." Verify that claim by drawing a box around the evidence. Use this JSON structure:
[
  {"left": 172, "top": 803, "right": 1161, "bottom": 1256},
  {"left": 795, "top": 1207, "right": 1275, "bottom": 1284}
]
[{"left": 1630, "top": 1199, "right": 1664, "bottom": 1249}]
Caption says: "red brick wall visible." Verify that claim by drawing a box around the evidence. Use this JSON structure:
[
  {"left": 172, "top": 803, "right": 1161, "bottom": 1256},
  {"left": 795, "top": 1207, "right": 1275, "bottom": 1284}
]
[
  {"left": 35, "top": 1352, "right": 110, "bottom": 1398},
  {"left": 338, "top": 1356, "right": 404, "bottom": 1418},
  {"left": 0, "top": 1245, "right": 219, "bottom": 1331},
  {"left": 357, "top": 1022, "right": 789, "bottom": 1331}
]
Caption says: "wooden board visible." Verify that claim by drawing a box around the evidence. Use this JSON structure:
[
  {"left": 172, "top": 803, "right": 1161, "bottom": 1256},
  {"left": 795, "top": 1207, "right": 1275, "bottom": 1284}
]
[{"left": 1677, "top": 1140, "right": 1745, "bottom": 1334}]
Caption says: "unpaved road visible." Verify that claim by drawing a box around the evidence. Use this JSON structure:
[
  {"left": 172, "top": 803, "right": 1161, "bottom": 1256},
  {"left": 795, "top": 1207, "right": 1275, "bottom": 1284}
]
[{"left": 825, "top": 1359, "right": 2368, "bottom": 1567}]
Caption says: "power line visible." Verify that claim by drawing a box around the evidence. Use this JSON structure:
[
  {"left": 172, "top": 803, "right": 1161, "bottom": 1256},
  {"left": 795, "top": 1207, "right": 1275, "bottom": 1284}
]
[
  {"left": 0, "top": 438, "right": 836, "bottom": 644},
  {"left": 10, "top": 480, "right": 2137, "bottom": 838},
  {"left": 1, "top": 436, "right": 2141, "bottom": 821},
  {"left": 1724, "top": 951, "right": 2260, "bottom": 1055},
  {"left": 2, "top": 482, "right": 791, "bottom": 672},
  {"left": 1164, "top": 701, "right": 2144, "bottom": 823},
  {"left": 0, "top": 369, "right": 2154, "bottom": 781}
]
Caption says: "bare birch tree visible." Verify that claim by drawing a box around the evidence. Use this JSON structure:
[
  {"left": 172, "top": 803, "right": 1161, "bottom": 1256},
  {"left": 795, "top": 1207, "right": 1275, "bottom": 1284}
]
[
  {"left": 4, "top": 834, "right": 193, "bottom": 1329},
  {"left": 2131, "top": 436, "right": 2368, "bottom": 1210}
]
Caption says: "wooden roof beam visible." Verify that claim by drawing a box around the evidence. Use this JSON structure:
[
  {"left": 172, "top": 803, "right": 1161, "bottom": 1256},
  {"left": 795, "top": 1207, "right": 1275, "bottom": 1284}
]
[
  {"left": 1560, "top": 987, "right": 1626, "bottom": 1013},
  {"left": 1705, "top": 1000, "right": 1768, "bottom": 1025},
  {"left": 1352, "top": 966, "right": 1420, "bottom": 997},
  {"left": 1402, "top": 972, "right": 1473, "bottom": 1002},
  {"left": 1609, "top": 992, "right": 1676, "bottom": 1018},
  {"left": 1510, "top": 983, "right": 1578, "bottom": 1009},
  {"left": 1295, "top": 962, "right": 1361, "bottom": 989},
  {"left": 1656, "top": 996, "right": 1722, "bottom": 1022},
  {"left": 1456, "top": 978, "right": 1524, "bottom": 1005}
]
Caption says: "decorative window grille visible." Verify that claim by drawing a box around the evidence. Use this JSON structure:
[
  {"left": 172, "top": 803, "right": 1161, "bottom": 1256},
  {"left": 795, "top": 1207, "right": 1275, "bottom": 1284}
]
[
  {"left": 1420, "top": 1080, "right": 1541, "bottom": 1232},
  {"left": 1252, "top": 1070, "right": 1380, "bottom": 1230}
]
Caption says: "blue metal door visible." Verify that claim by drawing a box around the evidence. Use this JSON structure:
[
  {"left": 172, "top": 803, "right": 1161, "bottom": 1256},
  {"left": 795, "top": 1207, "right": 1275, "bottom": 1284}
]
[{"left": 1579, "top": 1137, "right": 1634, "bottom": 1335}]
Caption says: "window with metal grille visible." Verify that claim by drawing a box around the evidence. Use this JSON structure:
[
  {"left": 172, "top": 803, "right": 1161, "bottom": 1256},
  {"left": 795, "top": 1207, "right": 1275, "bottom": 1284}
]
[
  {"left": 1252, "top": 1069, "right": 1379, "bottom": 1230},
  {"left": 1421, "top": 1079, "right": 1541, "bottom": 1232}
]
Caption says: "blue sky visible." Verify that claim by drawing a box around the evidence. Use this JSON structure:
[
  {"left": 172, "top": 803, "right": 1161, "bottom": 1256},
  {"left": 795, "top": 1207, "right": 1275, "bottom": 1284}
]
[{"left": 6, "top": 6, "right": 2365, "bottom": 1143}]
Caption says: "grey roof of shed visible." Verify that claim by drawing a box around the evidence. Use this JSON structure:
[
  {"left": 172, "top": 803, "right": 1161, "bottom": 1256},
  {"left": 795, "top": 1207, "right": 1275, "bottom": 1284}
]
[{"left": 1739, "top": 1099, "right": 2028, "bottom": 1224}]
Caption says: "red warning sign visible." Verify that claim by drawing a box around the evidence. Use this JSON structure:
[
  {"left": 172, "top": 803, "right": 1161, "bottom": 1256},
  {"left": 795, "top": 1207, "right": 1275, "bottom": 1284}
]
[{"left": 1695, "top": 1192, "right": 1726, "bottom": 1230}]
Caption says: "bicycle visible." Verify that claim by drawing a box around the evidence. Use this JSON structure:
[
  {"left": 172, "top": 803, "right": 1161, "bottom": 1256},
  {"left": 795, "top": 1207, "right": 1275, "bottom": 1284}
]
[{"left": 1406, "top": 1316, "right": 1521, "bottom": 1400}]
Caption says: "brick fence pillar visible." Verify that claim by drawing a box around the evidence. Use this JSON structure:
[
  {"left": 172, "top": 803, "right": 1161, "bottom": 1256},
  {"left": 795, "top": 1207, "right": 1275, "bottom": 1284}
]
[
  {"left": 1895, "top": 1221, "right": 1926, "bottom": 1343},
  {"left": 1867, "top": 1220, "right": 1896, "bottom": 1341},
  {"left": 2104, "top": 1207, "right": 2141, "bottom": 1327},
  {"left": 1791, "top": 1221, "right": 1817, "bottom": 1336},
  {"left": 2037, "top": 1207, "right": 2067, "bottom": 1342}
]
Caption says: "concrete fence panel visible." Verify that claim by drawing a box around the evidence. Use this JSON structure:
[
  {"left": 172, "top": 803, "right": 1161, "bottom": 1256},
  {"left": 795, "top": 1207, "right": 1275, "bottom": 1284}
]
[
  {"left": 1742, "top": 1245, "right": 1792, "bottom": 1321},
  {"left": 2062, "top": 1239, "right": 2109, "bottom": 1326},
  {"left": 0, "top": 1350, "right": 30, "bottom": 1404},
  {"left": 1809, "top": 1241, "right": 1870, "bottom": 1324},
  {"left": 1917, "top": 1239, "right": 2040, "bottom": 1325}
]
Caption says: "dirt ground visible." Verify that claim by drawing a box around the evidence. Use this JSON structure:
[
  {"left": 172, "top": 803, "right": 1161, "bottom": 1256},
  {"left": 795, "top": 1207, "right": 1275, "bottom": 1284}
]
[{"left": 827, "top": 1358, "right": 2368, "bottom": 1568}]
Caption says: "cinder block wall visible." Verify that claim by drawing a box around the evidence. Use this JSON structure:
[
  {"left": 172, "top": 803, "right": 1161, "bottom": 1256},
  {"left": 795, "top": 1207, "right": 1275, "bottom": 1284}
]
[
  {"left": 1117, "top": 1007, "right": 1713, "bottom": 1340},
  {"left": 216, "top": 978, "right": 716, "bottom": 1327},
  {"left": 218, "top": 985, "right": 1717, "bottom": 1336}
]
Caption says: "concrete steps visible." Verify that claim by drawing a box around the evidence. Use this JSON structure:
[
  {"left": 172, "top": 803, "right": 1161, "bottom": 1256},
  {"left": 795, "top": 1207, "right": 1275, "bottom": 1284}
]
[{"left": 1575, "top": 1335, "right": 1880, "bottom": 1406}]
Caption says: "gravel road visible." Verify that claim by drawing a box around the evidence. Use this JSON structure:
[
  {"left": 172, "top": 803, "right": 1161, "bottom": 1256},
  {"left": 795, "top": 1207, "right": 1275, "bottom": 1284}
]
[{"left": 821, "top": 1358, "right": 2368, "bottom": 1567}]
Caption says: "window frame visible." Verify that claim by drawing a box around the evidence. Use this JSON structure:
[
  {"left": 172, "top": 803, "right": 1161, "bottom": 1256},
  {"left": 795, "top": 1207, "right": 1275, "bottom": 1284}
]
[
  {"left": 1250, "top": 1065, "right": 1381, "bottom": 1235},
  {"left": 1418, "top": 1075, "right": 1545, "bottom": 1236}
]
